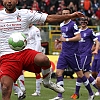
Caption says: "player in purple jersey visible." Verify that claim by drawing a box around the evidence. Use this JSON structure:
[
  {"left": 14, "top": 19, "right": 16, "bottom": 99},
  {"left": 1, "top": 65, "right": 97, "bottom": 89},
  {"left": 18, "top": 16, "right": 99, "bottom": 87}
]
[
  {"left": 71, "top": 17, "right": 99, "bottom": 100},
  {"left": 0, "top": 0, "right": 85, "bottom": 100},
  {"left": 92, "top": 32, "right": 100, "bottom": 96},
  {"left": 49, "top": 8, "right": 98, "bottom": 100},
  {"left": 92, "top": 32, "right": 100, "bottom": 79}
]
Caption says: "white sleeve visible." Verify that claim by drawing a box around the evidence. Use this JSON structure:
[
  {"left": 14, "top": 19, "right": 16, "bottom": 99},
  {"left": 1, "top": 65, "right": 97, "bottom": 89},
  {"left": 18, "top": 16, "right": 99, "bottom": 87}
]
[{"left": 27, "top": 10, "right": 48, "bottom": 24}]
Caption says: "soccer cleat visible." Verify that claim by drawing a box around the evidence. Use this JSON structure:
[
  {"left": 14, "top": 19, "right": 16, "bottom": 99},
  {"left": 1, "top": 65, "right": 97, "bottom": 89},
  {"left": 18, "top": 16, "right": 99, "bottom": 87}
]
[
  {"left": 88, "top": 94, "right": 94, "bottom": 100},
  {"left": 95, "top": 91, "right": 100, "bottom": 96},
  {"left": 43, "top": 82, "right": 65, "bottom": 93},
  {"left": 49, "top": 96, "right": 64, "bottom": 100},
  {"left": 31, "top": 92, "right": 41, "bottom": 96},
  {"left": 18, "top": 93, "right": 26, "bottom": 100},
  {"left": 71, "top": 93, "right": 79, "bottom": 99},
  {"left": 23, "top": 90, "right": 26, "bottom": 96}
]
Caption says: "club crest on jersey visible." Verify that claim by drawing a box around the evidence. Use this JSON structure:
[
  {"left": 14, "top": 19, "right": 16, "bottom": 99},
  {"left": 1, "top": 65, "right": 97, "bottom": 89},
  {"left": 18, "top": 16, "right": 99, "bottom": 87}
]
[
  {"left": 17, "top": 14, "right": 21, "bottom": 21},
  {"left": 83, "top": 33, "right": 86, "bottom": 37},
  {"left": 66, "top": 27, "right": 68, "bottom": 32}
]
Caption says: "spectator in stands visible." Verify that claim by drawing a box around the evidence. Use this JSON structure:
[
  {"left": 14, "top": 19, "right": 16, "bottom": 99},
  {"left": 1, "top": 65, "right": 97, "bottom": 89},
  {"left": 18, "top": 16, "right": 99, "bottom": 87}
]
[
  {"left": 91, "top": 13, "right": 98, "bottom": 25},
  {"left": 0, "top": 2, "right": 4, "bottom": 10},
  {"left": 47, "top": 5, "right": 56, "bottom": 15},
  {"left": 83, "top": 0, "right": 92, "bottom": 17},
  {"left": 45, "top": 0, "right": 50, "bottom": 6},
  {"left": 92, "top": 0, "right": 100, "bottom": 13},
  {"left": 49, "top": 0, "right": 59, "bottom": 10},
  {"left": 31, "top": 0, "right": 40, "bottom": 11},
  {"left": 95, "top": 6, "right": 100, "bottom": 25},
  {"left": 67, "top": 2, "right": 77, "bottom": 13},
  {"left": 57, "top": 0, "right": 66, "bottom": 11},
  {"left": 38, "top": 0, "right": 47, "bottom": 13},
  {"left": 56, "top": 7, "right": 62, "bottom": 15}
]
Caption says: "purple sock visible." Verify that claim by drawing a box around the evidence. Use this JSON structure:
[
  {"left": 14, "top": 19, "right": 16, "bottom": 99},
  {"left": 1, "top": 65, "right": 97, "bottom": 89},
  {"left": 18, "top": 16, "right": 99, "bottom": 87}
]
[
  {"left": 57, "top": 76, "right": 63, "bottom": 97},
  {"left": 81, "top": 76, "right": 93, "bottom": 96},
  {"left": 75, "top": 78, "right": 82, "bottom": 96},
  {"left": 89, "top": 76, "right": 98, "bottom": 89}
]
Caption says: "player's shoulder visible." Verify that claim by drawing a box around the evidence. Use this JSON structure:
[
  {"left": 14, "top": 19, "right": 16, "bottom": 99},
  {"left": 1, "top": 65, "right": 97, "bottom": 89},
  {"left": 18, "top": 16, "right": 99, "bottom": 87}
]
[
  {"left": 30, "top": 25, "right": 40, "bottom": 32},
  {"left": 31, "top": 25, "right": 39, "bottom": 30},
  {"left": 0, "top": 9, "right": 5, "bottom": 14},
  {"left": 18, "top": 9, "right": 37, "bottom": 15},
  {"left": 87, "top": 28, "right": 93, "bottom": 32},
  {"left": 18, "top": 9, "right": 30, "bottom": 14}
]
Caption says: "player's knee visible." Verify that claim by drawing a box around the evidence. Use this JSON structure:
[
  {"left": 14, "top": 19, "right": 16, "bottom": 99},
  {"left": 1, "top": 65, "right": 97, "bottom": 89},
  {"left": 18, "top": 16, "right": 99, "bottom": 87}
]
[
  {"left": 35, "top": 53, "right": 51, "bottom": 68},
  {"left": 96, "top": 77, "right": 100, "bottom": 89},
  {"left": 41, "top": 56, "right": 50, "bottom": 66},
  {"left": 2, "top": 83, "right": 12, "bottom": 96}
]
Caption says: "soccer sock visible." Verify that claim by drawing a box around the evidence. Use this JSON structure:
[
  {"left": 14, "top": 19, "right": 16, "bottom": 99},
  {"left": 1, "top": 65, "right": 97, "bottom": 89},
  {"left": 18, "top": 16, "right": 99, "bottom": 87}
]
[
  {"left": 75, "top": 78, "right": 82, "bottom": 95},
  {"left": 89, "top": 76, "right": 98, "bottom": 89},
  {"left": 18, "top": 74, "right": 26, "bottom": 92},
  {"left": 81, "top": 76, "right": 93, "bottom": 96},
  {"left": 57, "top": 76, "right": 64, "bottom": 98},
  {"left": 42, "top": 67, "right": 51, "bottom": 85},
  {"left": 13, "top": 83, "right": 23, "bottom": 98},
  {"left": 35, "top": 74, "right": 42, "bottom": 93}
]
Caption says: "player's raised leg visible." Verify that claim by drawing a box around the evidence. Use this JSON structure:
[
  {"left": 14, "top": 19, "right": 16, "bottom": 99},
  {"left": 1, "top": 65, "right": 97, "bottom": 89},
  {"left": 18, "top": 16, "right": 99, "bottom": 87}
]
[{"left": 34, "top": 53, "right": 65, "bottom": 93}]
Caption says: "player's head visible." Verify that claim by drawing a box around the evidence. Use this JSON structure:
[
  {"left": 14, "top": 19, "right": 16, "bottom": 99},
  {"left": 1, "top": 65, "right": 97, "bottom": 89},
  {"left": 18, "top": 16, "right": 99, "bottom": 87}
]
[
  {"left": 2, "top": 0, "right": 18, "bottom": 13},
  {"left": 80, "top": 17, "right": 88, "bottom": 27},
  {"left": 62, "top": 8, "right": 72, "bottom": 15}
]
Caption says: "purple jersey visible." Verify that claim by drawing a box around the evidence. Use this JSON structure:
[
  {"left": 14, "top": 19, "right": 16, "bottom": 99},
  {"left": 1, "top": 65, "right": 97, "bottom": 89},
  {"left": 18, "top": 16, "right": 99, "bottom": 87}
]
[
  {"left": 60, "top": 20, "right": 79, "bottom": 55},
  {"left": 78, "top": 28, "right": 97, "bottom": 56},
  {"left": 94, "top": 32, "right": 100, "bottom": 59}
]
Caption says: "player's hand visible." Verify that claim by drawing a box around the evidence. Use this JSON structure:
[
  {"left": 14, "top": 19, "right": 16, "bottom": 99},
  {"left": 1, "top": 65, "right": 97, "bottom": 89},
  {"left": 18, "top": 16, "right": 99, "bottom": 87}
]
[
  {"left": 59, "top": 36, "right": 66, "bottom": 42},
  {"left": 55, "top": 39, "right": 62, "bottom": 50},
  {"left": 92, "top": 50, "right": 98, "bottom": 55},
  {"left": 71, "top": 12, "right": 85, "bottom": 19}
]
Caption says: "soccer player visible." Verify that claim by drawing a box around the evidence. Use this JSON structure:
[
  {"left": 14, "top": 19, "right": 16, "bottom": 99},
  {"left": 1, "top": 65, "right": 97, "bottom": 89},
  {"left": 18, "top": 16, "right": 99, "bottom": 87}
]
[
  {"left": 91, "top": 32, "right": 100, "bottom": 96},
  {"left": 49, "top": 8, "right": 98, "bottom": 100},
  {"left": 0, "top": 0, "right": 84, "bottom": 100},
  {"left": 14, "top": 25, "right": 43, "bottom": 97},
  {"left": 71, "top": 17, "right": 99, "bottom": 100}
]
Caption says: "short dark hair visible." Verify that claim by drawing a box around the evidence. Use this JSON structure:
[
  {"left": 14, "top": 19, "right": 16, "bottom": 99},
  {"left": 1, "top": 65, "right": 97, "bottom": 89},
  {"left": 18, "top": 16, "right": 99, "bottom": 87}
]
[
  {"left": 80, "top": 17, "right": 88, "bottom": 21},
  {"left": 62, "top": 8, "right": 72, "bottom": 14}
]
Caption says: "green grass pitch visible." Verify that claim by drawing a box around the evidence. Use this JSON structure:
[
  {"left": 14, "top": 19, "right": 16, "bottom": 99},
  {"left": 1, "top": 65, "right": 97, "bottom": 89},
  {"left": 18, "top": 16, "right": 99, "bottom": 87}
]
[{"left": 0, "top": 78, "right": 100, "bottom": 100}]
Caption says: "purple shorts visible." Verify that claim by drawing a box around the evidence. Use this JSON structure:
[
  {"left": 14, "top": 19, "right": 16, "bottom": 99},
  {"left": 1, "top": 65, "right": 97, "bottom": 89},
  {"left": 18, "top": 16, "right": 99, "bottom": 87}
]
[{"left": 57, "top": 52, "right": 81, "bottom": 72}]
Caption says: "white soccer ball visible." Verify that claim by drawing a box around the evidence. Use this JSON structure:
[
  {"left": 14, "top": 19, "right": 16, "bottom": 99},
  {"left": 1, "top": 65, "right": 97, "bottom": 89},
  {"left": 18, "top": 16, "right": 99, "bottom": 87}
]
[{"left": 8, "top": 32, "right": 27, "bottom": 51}]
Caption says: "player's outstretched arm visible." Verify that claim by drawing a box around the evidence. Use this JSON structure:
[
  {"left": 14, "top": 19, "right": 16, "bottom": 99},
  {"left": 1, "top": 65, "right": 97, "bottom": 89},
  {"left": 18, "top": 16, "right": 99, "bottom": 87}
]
[{"left": 45, "top": 12, "right": 85, "bottom": 23}]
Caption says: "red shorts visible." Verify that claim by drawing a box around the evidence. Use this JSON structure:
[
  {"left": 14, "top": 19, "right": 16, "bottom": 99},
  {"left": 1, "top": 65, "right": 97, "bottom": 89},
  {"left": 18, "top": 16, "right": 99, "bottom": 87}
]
[{"left": 0, "top": 49, "right": 41, "bottom": 82}]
